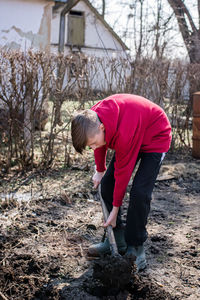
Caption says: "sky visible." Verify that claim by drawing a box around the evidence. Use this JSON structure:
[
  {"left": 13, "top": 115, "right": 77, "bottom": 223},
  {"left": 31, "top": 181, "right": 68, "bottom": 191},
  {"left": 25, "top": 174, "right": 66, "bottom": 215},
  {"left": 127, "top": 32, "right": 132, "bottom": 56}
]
[{"left": 90, "top": 0, "right": 199, "bottom": 60}]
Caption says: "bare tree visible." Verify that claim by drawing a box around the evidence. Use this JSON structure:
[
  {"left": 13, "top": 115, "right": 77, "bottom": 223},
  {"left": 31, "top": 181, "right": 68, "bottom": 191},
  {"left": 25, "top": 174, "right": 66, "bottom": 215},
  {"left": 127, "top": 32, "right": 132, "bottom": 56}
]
[
  {"left": 101, "top": 0, "right": 106, "bottom": 18},
  {"left": 114, "top": 0, "right": 175, "bottom": 59},
  {"left": 151, "top": 0, "right": 174, "bottom": 59},
  {"left": 168, "top": 0, "right": 200, "bottom": 63},
  {"left": 136, "top": 0, "right": 144, "bottom": 59},
  {"left": 127, "top": 0, "right": 149, "bottom": 59}
]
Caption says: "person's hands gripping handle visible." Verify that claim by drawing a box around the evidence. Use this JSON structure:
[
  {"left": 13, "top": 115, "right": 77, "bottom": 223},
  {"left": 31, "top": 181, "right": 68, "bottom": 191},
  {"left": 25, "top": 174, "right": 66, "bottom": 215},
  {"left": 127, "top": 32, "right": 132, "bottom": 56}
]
[
  {"left": 93, "top": 168, "right": 119, "bottom": 228},
  {"left": 98, "top": 185, "right": 118, "bottom": 255},
  {"left": 103, "top": 206, "right": 119, "bottom": 228},
  {"left": 92, "top": 170, "right": 105, "bottom": 188}
]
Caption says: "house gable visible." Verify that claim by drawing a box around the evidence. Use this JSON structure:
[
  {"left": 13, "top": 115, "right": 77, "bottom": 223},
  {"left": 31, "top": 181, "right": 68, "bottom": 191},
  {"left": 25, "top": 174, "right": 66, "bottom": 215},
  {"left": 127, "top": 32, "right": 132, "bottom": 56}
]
[
  {"left": 51, "top": 0, "right": 128, "bottom": 54},
  {"left": 81, "top": 0, "right": 128, "bottom": 50}
]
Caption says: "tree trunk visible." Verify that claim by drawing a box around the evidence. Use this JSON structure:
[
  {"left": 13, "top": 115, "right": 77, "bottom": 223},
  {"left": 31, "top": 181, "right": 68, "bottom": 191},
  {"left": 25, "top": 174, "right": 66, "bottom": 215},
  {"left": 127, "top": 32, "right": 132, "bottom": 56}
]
[
  {"left": 188, "top": 32, "right": 200, "bottom": 63},
  {"left": 168, "top": 0, "right": 200, "bottom": 63}
]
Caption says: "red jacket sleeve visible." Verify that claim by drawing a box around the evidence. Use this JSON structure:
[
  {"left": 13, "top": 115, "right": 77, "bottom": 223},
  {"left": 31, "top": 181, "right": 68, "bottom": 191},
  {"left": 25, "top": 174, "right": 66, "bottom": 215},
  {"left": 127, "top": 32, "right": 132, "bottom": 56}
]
[{"left": 94, "top": 145, "right": 107, "bottom": 172}]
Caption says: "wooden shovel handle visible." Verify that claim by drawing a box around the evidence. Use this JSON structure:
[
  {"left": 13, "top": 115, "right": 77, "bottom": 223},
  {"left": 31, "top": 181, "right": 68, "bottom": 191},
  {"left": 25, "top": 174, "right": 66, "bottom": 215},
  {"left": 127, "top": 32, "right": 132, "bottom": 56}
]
[{"left": 98, "top": 184, "right": 119, "bottom": 255}]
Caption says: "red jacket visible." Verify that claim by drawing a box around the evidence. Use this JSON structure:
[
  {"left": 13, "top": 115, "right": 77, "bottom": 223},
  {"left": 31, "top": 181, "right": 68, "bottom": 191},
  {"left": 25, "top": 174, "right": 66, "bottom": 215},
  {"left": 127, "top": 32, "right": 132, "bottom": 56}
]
[{"left": 91, "top": 94, "right": 172, "bottom": 207}]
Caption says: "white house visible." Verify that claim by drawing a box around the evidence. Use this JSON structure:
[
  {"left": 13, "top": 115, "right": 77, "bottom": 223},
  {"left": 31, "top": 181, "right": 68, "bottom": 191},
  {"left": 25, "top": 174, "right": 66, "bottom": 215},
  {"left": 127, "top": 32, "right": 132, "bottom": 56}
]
[
  {"left": 0, "top": 0, "right": 130, "bottom": 92},
  {"left": 50, "top": 0, "right": 130, "bottom": 92},
  {"left": 0, "top": 0, "right": 129, "bottom": 57}
]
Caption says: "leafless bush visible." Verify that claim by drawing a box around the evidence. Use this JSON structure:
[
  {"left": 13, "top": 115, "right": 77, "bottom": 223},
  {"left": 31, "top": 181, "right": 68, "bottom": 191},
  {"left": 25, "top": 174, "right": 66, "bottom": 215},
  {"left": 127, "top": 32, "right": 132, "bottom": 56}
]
[
  {"left": 0, "top": 49, "right": 199, "bottom": 173},
  {"left": 128, "top": 58, "right": 195, "bottom": 151},
  {"left": 0, "top": 50, "right": 52, "bottom": 170}
]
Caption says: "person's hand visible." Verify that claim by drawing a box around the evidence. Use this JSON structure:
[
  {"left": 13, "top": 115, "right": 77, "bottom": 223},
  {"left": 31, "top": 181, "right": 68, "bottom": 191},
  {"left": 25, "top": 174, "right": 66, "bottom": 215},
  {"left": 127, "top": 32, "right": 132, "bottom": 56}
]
[
  {"left": 104, "top": 206, "right": 119, "bottom": 228},
  {"left": 92, "top": 171, "right": 105, "bottom": 188}
]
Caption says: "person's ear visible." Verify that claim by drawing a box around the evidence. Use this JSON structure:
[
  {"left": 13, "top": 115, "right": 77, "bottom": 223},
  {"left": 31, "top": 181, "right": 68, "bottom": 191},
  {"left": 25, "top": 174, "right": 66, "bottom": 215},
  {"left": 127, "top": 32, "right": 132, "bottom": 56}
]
[{"left": 99, "top": 123, "right": 105, "bottom": 131}]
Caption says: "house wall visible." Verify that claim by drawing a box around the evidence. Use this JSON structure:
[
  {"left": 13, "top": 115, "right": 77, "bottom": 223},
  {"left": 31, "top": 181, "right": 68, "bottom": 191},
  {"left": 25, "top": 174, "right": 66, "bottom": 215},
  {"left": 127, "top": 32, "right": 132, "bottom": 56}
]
[
  {"left": 0, "top": 0, "right": 54, "bottom": 51},
  {"left": 51, "top": 0, "right": 127, "bottom": 58}
]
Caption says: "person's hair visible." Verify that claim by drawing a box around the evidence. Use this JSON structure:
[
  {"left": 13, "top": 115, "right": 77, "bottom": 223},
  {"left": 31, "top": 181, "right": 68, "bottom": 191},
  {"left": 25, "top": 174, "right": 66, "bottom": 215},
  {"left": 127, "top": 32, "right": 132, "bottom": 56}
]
[{"left": 71, "top": 109, "right": 100, "bottom": 154}]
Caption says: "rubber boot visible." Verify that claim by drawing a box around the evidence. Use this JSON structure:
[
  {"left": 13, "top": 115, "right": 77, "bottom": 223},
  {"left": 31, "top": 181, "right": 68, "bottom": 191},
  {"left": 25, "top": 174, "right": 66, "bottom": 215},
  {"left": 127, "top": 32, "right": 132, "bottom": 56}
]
[
  {"left": 87, "top": 227, "right": 127, "bottom": 257},
  {"left": 126, "top": 245, "right": 146, "bottom": 272}
]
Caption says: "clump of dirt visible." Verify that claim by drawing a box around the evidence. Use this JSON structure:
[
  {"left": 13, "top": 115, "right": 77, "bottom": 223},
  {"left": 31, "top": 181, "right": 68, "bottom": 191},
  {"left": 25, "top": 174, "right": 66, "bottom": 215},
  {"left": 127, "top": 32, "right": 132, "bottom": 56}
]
[
  {"left": 83, "top": 270, "right": 179, "bottom": 299},
  {"left": 89, "top": 253, "right": 136, "bottom": 296}
]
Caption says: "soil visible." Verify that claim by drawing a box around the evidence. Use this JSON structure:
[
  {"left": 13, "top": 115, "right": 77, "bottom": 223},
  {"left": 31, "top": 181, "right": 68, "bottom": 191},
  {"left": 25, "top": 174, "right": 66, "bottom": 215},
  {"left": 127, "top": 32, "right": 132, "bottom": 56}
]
[
  {"left": 0, "top": 152, "right": 199, "bottom": 300},
  {"left": 91, "top": 253, "right": 135, "bottom": 295}
]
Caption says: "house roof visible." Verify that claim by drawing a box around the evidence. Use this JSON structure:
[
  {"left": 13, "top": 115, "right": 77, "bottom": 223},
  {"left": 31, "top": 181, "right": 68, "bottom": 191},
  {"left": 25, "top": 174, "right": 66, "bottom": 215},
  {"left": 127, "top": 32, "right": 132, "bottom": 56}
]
[{"left": 57, "top": 0, "right": 128, "bottom": 50}]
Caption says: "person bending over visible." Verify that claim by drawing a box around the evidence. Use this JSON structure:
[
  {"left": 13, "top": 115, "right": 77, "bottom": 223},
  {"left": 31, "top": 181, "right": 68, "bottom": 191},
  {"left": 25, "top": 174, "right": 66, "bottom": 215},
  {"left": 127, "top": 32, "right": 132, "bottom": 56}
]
[{"left": 71, "top": 94, "right": 171, "bottom": 272}]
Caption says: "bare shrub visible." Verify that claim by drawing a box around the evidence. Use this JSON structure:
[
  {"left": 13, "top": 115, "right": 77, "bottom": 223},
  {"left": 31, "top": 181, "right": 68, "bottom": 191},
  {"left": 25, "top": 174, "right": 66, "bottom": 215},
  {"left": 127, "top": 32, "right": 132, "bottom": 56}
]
[
  {"left": 0, "top": 50, "right": 51, "bottom": 170},
  {"left": 0, "top": 49, "right": 199, "bottom": 173}
]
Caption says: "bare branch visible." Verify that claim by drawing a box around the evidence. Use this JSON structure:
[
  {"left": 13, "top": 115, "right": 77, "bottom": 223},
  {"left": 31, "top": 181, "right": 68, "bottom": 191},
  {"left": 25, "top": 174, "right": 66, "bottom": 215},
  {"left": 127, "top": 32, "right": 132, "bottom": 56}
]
[
  {"left": 168, "top": 0, "right": 190, "bottom": 41},
  {"left": 102, "top": 0, "right": 105, "bottom": 18},
  {"left": 168, "top": 0, "right": 200, "bottom": 62},
  {"left": 168, "top": 0, "right": 197, "bottom": 33}
]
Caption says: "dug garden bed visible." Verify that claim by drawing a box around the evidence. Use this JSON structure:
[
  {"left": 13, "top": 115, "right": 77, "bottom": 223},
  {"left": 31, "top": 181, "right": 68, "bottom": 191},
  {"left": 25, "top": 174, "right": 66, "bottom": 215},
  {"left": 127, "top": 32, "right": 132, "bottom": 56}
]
[{"left": 0, "top": 152, "right": 199, "bottom": 299}]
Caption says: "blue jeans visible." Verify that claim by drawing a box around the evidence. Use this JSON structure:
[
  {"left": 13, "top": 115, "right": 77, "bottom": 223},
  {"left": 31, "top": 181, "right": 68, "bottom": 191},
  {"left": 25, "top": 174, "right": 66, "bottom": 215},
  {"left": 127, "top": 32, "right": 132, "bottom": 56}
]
[{"left": 100, "top": 152, "right": 165, "bottom": 246}]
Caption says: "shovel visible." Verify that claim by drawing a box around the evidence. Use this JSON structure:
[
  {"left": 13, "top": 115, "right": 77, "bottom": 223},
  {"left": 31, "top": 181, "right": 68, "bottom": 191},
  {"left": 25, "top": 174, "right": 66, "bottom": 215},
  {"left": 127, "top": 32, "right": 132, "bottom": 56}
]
[
  {"left": 91, "top": 185, "right": 134, "bottom": 293},
  {"left": 98, "top": 184, "right": 119, "bottom": 255}
]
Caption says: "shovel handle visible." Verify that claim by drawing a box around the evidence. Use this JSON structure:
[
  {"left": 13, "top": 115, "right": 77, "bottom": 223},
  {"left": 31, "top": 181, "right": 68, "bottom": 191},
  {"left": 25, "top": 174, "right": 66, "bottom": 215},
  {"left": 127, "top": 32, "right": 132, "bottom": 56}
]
[{"left": 98, "top": 184, "right": 119, "bottom": 255}]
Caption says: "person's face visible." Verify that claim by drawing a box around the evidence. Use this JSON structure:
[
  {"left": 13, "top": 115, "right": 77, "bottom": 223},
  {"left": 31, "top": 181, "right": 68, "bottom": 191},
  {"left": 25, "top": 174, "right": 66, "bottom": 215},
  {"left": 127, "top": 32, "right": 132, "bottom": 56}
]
[{"left": 87, "top": 123, "right": 106, "bottom": 150}]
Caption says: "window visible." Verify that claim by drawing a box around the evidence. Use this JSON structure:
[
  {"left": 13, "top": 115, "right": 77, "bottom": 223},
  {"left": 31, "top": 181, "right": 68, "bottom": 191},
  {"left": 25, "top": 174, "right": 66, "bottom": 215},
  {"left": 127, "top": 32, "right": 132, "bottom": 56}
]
[{"left": 68, "top": 11, "right": 85, "bottom": 46}]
